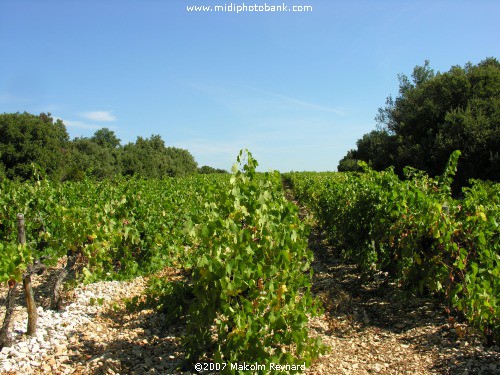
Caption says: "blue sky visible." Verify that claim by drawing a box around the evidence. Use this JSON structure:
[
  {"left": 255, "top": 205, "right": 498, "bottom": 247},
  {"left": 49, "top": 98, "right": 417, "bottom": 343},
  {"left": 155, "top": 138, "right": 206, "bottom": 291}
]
[{"left": 1, "top": 1, "right": 498, "bottom": 172}]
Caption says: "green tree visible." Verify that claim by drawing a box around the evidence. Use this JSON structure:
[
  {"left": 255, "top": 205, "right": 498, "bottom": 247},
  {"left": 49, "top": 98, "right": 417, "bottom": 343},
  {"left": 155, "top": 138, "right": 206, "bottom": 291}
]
[
  {"left": 0, "top": 113, "right": 201, "bottom": 181},
  {"left": 0, "top": 112, "right": 69, "bottom": 180},
  {"left": 340, "top": 58, "right": 500, "bottom": 185},
  {"left": 198, "top": 165, "right": 228, "bottom": 174},
  {"left": 121, "top": 135, "right": 198, "bottom": 178},
  {"left": 64, "top": 137, "right": 121, "bottom": 180},
  {"left": 90, "top": 128, "right": 121, "bottom": 149},
  {"left": 337, "top": 150, "right": 363, "bottom": 172},
  {"left": 164, "top": 147, "right": 198, "bottom": 176},
  {"left": 337, "top": 130, "right": 398, "bottom": 172},
  {"left": 121, "top": 135, "right": 168, "bottom": 178}
]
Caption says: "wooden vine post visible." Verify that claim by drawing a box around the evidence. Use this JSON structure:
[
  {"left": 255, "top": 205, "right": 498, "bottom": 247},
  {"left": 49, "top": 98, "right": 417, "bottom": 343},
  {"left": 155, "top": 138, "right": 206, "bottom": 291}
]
[
  {"left": 0, "top": 279, "right": 18, "bottom": 348},
  {"left": 0, "top": 214, "right": 43, "bottom": 348},
  {"left": 18, "top": 214, "right": 38, "bottom": 336}
]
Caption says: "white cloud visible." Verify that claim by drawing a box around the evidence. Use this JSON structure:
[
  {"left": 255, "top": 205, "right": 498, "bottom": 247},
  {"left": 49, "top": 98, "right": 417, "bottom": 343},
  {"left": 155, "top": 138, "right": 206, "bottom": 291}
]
[
  {"left": 184, "top": 82, "right": 346, "bottom": 116},
  {"left": 79, "top": 111, "right": 116, "bottom": 122},
  {"left": 244, "top": 86, "right": 346, "bottom": 116},
  {"left": 173, "top": 139, "right": 240, "bottom": 156},
  {"left": 61, "top": 119, "right": 102, "bottom": 130}
]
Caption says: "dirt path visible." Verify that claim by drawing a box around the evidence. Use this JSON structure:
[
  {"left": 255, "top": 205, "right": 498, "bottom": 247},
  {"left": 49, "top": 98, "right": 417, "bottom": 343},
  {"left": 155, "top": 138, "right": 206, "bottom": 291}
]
[{"left": 305, "top": 225, "right": 499, "bottom": 374}]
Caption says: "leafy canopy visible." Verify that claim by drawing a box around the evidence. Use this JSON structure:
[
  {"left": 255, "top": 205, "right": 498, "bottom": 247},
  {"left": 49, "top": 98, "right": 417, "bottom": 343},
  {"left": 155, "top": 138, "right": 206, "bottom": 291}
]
[{"left": 339, "top": 58, "right": 500, "bottom": 187}]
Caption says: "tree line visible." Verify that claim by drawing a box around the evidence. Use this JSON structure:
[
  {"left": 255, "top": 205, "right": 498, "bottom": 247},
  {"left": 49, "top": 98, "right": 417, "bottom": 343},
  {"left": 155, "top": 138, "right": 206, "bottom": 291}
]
[
  {"left": 0, "top": 112, "right": 226, "bottom": 181},
  {"left": 338, "top": 58, "right": 500, "bottom": 188}
]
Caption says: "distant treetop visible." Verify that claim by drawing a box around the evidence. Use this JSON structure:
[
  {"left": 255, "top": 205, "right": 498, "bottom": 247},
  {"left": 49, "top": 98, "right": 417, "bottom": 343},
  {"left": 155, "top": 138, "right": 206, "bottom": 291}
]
[{"left": 338, "top": 57, "right": 500, "bottom": 187}]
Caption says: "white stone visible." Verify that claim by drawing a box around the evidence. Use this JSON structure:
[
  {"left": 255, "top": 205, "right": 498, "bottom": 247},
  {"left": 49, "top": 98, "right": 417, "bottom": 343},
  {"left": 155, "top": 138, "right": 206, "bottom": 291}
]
[
  {"left": 1, "top": 346, "right": 11, "bottom": 355},
  {"left": 2, "top": 362, "right": 12, "bottom": 372},
  {"left": 18, "top": 345, "right": 30, "bottom": 354}
]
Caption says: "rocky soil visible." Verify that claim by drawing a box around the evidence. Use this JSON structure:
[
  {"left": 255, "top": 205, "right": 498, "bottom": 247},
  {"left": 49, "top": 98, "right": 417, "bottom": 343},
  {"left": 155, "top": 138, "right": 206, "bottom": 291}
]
[{"left": 0, "top": 231, "right": 498, "bottom": 374}]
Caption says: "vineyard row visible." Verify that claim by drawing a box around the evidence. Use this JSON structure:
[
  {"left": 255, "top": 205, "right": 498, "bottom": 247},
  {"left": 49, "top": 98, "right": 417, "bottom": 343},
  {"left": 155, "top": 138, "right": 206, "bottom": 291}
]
[{"left": 284, "top": 151, "right": 499, "bottom": 344}]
